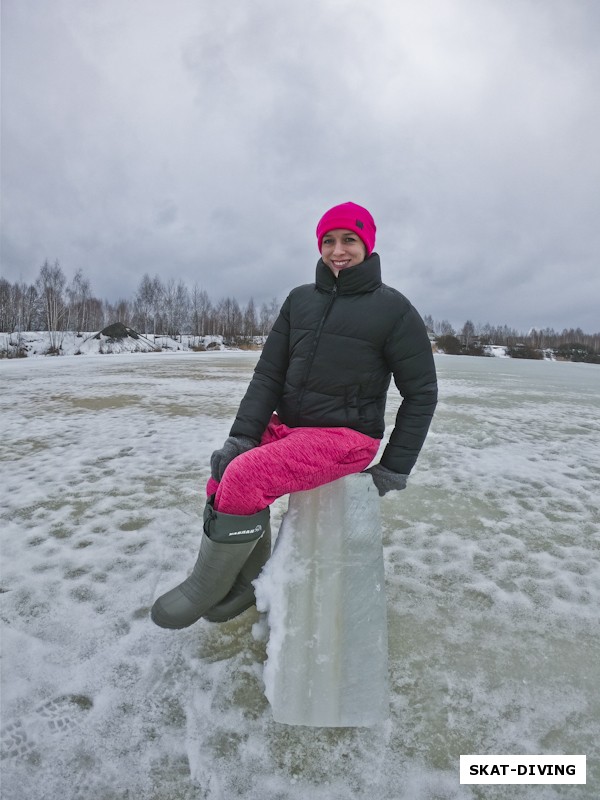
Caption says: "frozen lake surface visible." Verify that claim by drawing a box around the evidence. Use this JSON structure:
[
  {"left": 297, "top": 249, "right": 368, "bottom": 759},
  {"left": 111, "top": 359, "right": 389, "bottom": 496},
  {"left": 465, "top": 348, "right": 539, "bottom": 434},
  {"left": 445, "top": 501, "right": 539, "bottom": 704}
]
[{"left": 1, "top": 352, "right": 598, "bottom": 799}]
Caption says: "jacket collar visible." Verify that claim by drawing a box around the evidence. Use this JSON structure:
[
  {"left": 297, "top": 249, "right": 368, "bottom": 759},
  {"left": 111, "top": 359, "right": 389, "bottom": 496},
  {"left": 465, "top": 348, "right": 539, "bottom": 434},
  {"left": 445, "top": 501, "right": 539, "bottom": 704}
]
[{"left": 315, "top": 253, "right": 382, "bottom": 295}]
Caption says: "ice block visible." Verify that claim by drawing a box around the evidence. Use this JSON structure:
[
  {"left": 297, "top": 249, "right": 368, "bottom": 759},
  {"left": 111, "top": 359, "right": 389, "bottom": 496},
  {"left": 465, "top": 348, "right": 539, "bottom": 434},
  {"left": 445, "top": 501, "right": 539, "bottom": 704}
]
[{"left": 254, "top": 473, "right": 389, "bottom": 727}]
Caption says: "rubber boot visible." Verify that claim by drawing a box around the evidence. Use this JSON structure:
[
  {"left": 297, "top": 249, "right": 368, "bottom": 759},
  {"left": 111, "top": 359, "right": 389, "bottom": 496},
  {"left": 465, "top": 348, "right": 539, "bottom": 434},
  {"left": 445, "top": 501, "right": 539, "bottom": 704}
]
[
  {"left": 203, "top": 523, "right": 271, "bottom": 623},
  {"left": 150, "top": 501, "right": 270, "bottom": 629}
]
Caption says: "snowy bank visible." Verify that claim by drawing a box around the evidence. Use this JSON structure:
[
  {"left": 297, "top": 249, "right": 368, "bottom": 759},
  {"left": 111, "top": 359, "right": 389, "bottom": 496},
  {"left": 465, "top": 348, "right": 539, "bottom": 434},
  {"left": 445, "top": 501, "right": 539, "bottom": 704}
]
[{"left": 0, "top": 329, "right": 245, "bottom": 358}]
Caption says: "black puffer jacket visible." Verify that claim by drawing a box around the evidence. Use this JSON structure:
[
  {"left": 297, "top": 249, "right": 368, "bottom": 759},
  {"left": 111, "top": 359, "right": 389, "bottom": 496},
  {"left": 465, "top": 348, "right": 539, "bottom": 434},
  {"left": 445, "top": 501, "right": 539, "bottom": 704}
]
[{"left": 230, "top": 254, "right": 437, "bottom": 475}]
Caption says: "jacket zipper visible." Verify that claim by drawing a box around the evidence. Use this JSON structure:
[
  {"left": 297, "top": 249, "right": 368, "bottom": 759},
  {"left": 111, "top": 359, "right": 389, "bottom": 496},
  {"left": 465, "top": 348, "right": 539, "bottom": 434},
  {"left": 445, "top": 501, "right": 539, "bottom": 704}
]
[{"left": 296, "top": 284, "right": 338, "bottom": 419}]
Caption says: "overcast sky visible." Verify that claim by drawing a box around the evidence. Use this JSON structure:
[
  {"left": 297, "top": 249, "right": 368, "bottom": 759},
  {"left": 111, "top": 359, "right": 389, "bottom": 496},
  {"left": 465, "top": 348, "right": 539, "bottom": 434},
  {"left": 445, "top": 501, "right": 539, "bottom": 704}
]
[{"left": 2, "top": 0, "right": 599, "bottom": 333}]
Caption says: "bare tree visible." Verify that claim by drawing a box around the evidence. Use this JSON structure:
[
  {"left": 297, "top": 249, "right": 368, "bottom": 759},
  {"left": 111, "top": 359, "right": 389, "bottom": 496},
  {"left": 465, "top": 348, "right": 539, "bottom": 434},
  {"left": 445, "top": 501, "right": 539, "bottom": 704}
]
[
  {"left": 132, "top": 274, "right": 165, "bottom": 334},
  {"left": 36, "top": 260, "right": 69, "bottom": 351},
  {"left": 114, "top": 299, "right": 131, "bottom": 323},
  {"left": 214, "top": 297, "right": 243, "bottom": 340},
  {"left": 150, "top": 276, "right": 165, "bottom": 334},
  {"left": 20, "top": 283, "right": 40, "bottom": 330},
  {"left": 0, "top": 278, "right": 14, "bottom": 332},
  {"left": 422, "top": 314, "right": 435, "bottom": 333},
  {"left": 259, "top": 301, "right": 271, "bottom": 337},
  {"left": 258, "top": 298, "right": 281, "bottom": 336},
  {"left": 67, "top": 269, "right": 92, "bottom": 333},
  {"left": 86, "top": 297, "right": 105, "bottom": 331},
  {"left": 175, "top": 280, "right": 191, "bottom": 336},
  {"left": 133, "top": 274, "right": 156, "bottom": 334},
  {"left": 461, "top": 320, "right": 476, "bottom": 347},
  {"left": 190, "top": 284, "right": 212, "bottom": 337},
  {"left": 439, "top": 319, "right": 455, "bottom": 336},
  {"left": 162, "top": 279, "right": 190, "bottom": 337},
  {"left": 243, "top": 297, "right": 258, "bottom": 339}
]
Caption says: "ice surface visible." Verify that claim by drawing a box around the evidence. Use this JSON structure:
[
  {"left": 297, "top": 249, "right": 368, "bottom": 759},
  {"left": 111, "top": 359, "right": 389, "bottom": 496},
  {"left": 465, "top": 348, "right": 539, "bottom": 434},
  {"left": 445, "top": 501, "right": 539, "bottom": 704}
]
[
  {"left": 1, "top": 352, "right": 599, "bottom": 799},
  {"left": 254, "top": 474, "right": 388, "bottom": 727}
]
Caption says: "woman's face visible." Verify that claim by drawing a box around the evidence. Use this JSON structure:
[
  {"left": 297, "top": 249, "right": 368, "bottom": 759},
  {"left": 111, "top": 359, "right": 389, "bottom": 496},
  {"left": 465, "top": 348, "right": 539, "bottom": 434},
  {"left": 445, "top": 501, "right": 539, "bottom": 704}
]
[{"left": 321, "top": 229, "right": 366, "bottom": 276}]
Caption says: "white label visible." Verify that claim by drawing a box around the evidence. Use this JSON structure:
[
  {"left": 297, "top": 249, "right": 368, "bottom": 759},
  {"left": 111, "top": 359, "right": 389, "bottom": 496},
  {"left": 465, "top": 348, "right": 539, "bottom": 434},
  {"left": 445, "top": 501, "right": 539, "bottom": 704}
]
[{"left": 460, "top": 755, "right": 586, "bottom": 784}]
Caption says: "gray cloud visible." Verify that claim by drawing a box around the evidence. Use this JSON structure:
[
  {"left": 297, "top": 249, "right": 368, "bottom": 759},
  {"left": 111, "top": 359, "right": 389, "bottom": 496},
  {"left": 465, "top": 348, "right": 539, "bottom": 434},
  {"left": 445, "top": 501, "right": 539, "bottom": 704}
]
[{"left": 2, "top": 0, "right": 599, "bottom": 332}]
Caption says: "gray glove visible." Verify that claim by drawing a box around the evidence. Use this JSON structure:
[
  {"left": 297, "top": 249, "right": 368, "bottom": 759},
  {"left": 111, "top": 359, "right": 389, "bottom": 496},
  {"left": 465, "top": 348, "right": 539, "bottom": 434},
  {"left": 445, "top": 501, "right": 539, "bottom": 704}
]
[
  {"left": 210, "top": 435, "right": 258, "bottom": 481},
  {"left": 364, "top": 464, "right": 408, "bottom": 496}
]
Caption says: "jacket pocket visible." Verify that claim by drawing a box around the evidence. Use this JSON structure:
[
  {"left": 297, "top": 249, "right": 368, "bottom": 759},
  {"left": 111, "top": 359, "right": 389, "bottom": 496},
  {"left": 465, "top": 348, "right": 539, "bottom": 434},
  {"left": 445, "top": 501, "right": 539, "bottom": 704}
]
[
  {"left": 358, "top": 393, "right": 385, "bottom": 430},
  {"left": 343, "top": 385, "right": 362, "bottom": 426}
]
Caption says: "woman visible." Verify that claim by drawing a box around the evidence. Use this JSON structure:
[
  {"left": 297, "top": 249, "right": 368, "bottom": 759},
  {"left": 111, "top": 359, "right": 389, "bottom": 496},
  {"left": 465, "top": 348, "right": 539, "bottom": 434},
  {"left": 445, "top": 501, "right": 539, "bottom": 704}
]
[{"left": 151, "top": 202, "right": 437, "bottom": 629}]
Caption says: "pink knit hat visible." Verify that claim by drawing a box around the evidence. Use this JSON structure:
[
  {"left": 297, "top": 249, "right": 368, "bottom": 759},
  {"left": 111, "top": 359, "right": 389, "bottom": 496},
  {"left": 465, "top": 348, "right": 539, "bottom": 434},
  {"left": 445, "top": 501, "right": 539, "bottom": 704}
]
[{"left": 316, "top": 202, "right": 376, "bottom": 256}]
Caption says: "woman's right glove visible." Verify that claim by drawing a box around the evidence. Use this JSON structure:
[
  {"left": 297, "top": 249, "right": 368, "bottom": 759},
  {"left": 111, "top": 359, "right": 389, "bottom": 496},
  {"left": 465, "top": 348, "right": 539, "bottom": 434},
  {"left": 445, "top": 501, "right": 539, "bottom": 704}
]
[{"left": 210, "top": 435, "right": 258, "bottom": 481}]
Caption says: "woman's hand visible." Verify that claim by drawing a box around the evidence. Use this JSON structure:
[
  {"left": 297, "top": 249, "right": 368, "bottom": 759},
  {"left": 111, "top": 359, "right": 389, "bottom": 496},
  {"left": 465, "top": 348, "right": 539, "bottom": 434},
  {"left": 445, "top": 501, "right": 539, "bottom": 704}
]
[
  {"left": 210, "top": 436, "right": 258, "bottom": 481},
  {"left": 364, "top": 464, "right": 408, "bottom": 496}
]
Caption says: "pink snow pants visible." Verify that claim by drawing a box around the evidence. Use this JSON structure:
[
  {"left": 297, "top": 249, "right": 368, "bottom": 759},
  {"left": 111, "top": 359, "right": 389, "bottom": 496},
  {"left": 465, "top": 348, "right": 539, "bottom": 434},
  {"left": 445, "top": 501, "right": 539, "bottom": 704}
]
[{"left": 206, "top": 415, "right": 381, "bottom": 515}]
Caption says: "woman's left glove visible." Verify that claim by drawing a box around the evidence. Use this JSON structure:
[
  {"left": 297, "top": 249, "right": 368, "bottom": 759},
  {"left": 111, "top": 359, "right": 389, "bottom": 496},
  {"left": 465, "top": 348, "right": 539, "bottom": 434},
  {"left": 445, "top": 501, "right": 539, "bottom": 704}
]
[
  {"left": 210, "top": 435, "right": 259, "bottom": 481},
  {"left": 364, "top": 464, "right": 408, "bottom": 496}
]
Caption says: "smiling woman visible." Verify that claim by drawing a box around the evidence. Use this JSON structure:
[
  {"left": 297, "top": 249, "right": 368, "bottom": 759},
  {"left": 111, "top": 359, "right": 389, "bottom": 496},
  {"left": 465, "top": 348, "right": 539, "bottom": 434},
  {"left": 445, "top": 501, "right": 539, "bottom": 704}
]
[
  {"left": 151, "top": 201, "right": 438, "bottom": 630},
  {"left": 316, "top": 202, "right": 376, "bottom": 275}
]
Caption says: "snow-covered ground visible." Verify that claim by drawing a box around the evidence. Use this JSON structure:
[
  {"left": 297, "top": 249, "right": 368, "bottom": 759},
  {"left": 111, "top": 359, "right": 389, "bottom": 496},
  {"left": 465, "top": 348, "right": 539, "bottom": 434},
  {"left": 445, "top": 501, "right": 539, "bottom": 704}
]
[
  {"left": 0, "top": 330, "right": 229, "bottom": 357},
  {"left": 485, "top": 344, "right": 509, "bottom": 357},
  {"left": 1, "top": 353, "right": 598, "bottom": 799}
]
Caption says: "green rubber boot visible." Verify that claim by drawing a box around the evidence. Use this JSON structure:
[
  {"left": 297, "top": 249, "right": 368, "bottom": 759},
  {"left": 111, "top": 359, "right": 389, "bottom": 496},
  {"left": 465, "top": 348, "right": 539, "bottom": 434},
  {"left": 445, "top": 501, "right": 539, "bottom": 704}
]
[
  {"left": 203, "top": 523, "right": 271, "bottom": 622},
  {"left": 150, "top": 501, "right": 269, "bottom": 630}
]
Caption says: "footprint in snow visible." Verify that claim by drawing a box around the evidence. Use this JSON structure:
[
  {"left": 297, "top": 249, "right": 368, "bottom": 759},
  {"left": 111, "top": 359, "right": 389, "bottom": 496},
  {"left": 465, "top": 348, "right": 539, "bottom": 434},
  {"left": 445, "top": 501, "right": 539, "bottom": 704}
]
[{"left": 1, "top": 694, "right": 93, "bottom": 763}]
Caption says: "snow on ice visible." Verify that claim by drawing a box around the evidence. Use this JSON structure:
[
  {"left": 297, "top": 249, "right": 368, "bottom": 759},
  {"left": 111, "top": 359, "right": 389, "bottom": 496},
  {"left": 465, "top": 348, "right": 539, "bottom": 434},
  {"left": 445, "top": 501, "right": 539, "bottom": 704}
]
[{"left": 1, "top": 351, "right": 599, "bottom": 799}]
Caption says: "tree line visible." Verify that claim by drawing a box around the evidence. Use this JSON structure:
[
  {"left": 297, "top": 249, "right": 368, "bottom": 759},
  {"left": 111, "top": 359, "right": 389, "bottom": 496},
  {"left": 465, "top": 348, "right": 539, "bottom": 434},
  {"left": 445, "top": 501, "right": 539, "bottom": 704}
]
[
  {"left": 0, "top": 260, "right": 281, "bottom": 343},
  {"left": 1, "top": 261, "right": 598, "bottom": 356},
  {"left": 423, "top": 316, "right": 599, "bottom": 358}
]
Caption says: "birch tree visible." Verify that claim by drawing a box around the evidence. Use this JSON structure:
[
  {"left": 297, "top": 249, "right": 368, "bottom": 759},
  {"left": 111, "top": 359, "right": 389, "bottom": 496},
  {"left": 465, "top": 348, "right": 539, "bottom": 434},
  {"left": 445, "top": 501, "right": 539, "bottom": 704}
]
[
  {"left": 190, "top": 284, "right": 212, "bottom": 337},
  {"left": 36, "top": 260, "right": 69, "bottom": 351},
  {"left": 67, "top": 269, "right": 92, "bottom": 333}
]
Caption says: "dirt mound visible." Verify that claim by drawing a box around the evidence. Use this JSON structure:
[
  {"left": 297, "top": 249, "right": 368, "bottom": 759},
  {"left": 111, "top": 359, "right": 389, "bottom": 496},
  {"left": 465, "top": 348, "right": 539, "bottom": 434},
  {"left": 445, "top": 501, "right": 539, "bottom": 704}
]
[{"left": 94, "top": 322, "right": 142, "bottom": 341}]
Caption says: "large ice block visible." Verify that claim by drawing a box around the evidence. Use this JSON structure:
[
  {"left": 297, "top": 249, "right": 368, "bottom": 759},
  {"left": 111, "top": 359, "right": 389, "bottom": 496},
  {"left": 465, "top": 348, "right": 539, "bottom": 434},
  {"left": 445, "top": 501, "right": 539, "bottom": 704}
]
[{"left": 254, "top": 473, "right": 389, "bottom": 727}]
